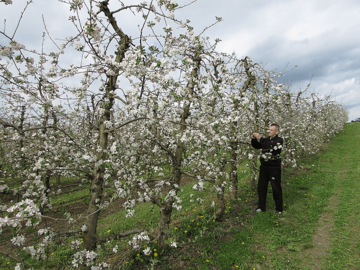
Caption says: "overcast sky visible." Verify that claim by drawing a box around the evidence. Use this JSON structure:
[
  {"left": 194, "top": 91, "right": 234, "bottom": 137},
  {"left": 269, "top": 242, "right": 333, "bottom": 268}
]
[{"left": 1, "top": 0, "right": 359, "bottom": 121}]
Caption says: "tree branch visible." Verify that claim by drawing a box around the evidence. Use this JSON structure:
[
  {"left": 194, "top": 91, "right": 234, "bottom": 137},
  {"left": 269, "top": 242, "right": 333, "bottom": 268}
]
[
  {"left": 113, "top": 95, "right": 127, "bottom": 104},
  {"left": 0, "top": 250, "right": 30, "bottom": 268},
  {"left": 11, "top": 0, "right": 33, "bottom": 39},
  {"left": 181, "top": 171, "right": 216, "bottom": 183},
  {"left": 0, "top": 118, "right": 23, "bottom": 135},
  {"left": 53, "top": 230, "right": 82, "bottom": 238},
  {"left": 149, "top": 138, "right": 175, "bottom": 160},
  {"left": 110, "top": 117, "right": 149, "bottom": 131},
  {"left": 97, "top": 228, "right": 145, "bottom": 244}
]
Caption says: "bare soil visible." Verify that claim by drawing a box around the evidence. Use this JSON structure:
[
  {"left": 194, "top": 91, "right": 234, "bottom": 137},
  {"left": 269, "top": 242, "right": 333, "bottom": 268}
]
[{"left": 301, "top": 193, "right": 338, "bottom": 269}]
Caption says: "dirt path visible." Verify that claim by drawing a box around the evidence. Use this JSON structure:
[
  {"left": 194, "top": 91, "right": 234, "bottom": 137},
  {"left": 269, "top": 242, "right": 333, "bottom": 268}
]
[{"left": 301, "top": 192, "right": 338, "bottom": 269}]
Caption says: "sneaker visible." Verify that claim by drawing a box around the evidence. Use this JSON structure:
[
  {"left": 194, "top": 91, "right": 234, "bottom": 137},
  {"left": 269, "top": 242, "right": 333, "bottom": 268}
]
[
  {"left": 275, "top": 210, "right": 282, "bottom": 214},
  {"left": 255, "top": 208, "right": 264, "bottom": 213}
]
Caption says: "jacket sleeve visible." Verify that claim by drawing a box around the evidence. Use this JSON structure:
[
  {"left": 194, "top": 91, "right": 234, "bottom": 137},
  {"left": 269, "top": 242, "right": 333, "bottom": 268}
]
[{"left": 251, "top": 138, "right": 262, "bottom": 149}]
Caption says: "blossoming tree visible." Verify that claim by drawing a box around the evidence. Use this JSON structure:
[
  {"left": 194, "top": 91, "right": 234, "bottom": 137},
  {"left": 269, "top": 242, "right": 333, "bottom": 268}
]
[{"left": 0, "top": 0, "right": 348, "bottom": 268}]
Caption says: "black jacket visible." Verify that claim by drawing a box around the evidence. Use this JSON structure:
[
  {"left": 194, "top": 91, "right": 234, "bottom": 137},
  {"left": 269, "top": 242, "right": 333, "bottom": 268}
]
[{"left": 251, "top": 135, "right": 283, "bottom": 168}]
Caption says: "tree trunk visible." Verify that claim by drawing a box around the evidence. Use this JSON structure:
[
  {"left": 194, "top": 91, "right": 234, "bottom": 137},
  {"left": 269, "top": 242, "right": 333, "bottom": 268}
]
[
  {"left": 41, "top": 170, "right": 51, "bottom": 214},
  {"left": 83, "top": 1, "right": 130, "bottom": 250},
  {"left": 241, "top": 57, "right": 259, "bottom": 190},
  {"left": 56, "top": 174, "right": 61, "bottom": 186},
  {"left": 84, "top": 163, "right": 105, "bottom": 250},
  {"left": 156, "top": 50, "right": 201, "bottom": 249},
  {"left": 19, "top": 106, "right": 26, "bottom": 172},
  {"left": 250, "top": 156, "right": 258, "bottom": 190},
  {"left": 157, "top": 201, "right": 173, "bottom": 249},
  {"left": 214, "top": 190, "right": 226, "bottom": 221},
  {"left": 84, "top": 101, "right": 111, "bottom": 250},
  {"left": 215, "top": 158, "right": 227, "bottom": 220},
  {"left": 229, "top": 142, "right": 238, "bottom": 199}
]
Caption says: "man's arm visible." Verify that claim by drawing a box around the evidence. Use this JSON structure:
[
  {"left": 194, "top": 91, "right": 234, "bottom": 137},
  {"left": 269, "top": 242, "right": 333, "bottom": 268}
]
[
  {"left": 251, "top": 133, "right": 262, "bottom": 149},
  {"left": 253, "top": 133, "right": 261, "bottom": 140}
]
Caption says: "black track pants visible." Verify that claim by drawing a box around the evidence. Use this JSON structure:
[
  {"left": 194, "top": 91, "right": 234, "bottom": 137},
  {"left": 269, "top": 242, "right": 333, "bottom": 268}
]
[{"left": 257, "top": 165, "right": 283, "bottom": 212}]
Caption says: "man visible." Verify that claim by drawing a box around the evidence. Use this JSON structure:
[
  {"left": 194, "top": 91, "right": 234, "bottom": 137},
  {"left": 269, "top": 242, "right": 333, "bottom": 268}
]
[{"left": 251, "top": 123, "right": 283, "bottom": 214}]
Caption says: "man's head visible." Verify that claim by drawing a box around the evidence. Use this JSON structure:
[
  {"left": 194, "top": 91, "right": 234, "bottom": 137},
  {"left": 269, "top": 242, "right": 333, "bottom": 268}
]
[{"left": 268, "top": 123, "right": 280, "bottom": 138}]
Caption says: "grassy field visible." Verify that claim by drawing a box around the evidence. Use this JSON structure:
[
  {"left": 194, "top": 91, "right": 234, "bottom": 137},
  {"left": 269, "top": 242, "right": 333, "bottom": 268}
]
[{"left": 1, "top": 123, "right": 360, "bottom": 269}]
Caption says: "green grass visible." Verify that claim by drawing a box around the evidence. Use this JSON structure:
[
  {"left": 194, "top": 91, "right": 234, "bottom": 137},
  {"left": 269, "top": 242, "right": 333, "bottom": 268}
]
[
  {"left": 98, "top": 181, "right": 219, "bottom": 235},
  {"left": 51, "top": 188, "right": 89, "bottom": 205}
]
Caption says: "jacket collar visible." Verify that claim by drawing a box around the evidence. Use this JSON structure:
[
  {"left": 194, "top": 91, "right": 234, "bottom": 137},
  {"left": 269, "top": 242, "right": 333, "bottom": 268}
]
[{"left": 269, "top": 134, "right": 279, "bottom": 140}]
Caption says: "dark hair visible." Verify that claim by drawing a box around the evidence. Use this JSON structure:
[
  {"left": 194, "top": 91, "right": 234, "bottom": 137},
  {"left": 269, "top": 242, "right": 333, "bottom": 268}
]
[{"left": 270, "top": 123, "right": 280, "bottom": 132}]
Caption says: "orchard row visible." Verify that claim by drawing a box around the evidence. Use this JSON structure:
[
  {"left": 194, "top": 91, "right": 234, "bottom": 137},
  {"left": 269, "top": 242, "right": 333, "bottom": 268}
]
[{"left": 0, "top": 0, "right": 347, "bottom": 269}]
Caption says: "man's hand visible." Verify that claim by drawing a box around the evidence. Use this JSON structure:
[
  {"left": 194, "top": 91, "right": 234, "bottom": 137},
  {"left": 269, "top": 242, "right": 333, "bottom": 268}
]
[{"left": 253, "top": 133, "right": 261, "bottom": 140}]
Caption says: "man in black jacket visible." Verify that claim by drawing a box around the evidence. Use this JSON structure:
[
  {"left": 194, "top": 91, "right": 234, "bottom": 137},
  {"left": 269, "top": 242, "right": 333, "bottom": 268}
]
[{"left": 252, "top": 123, "right": 283, "bottom": 214}]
